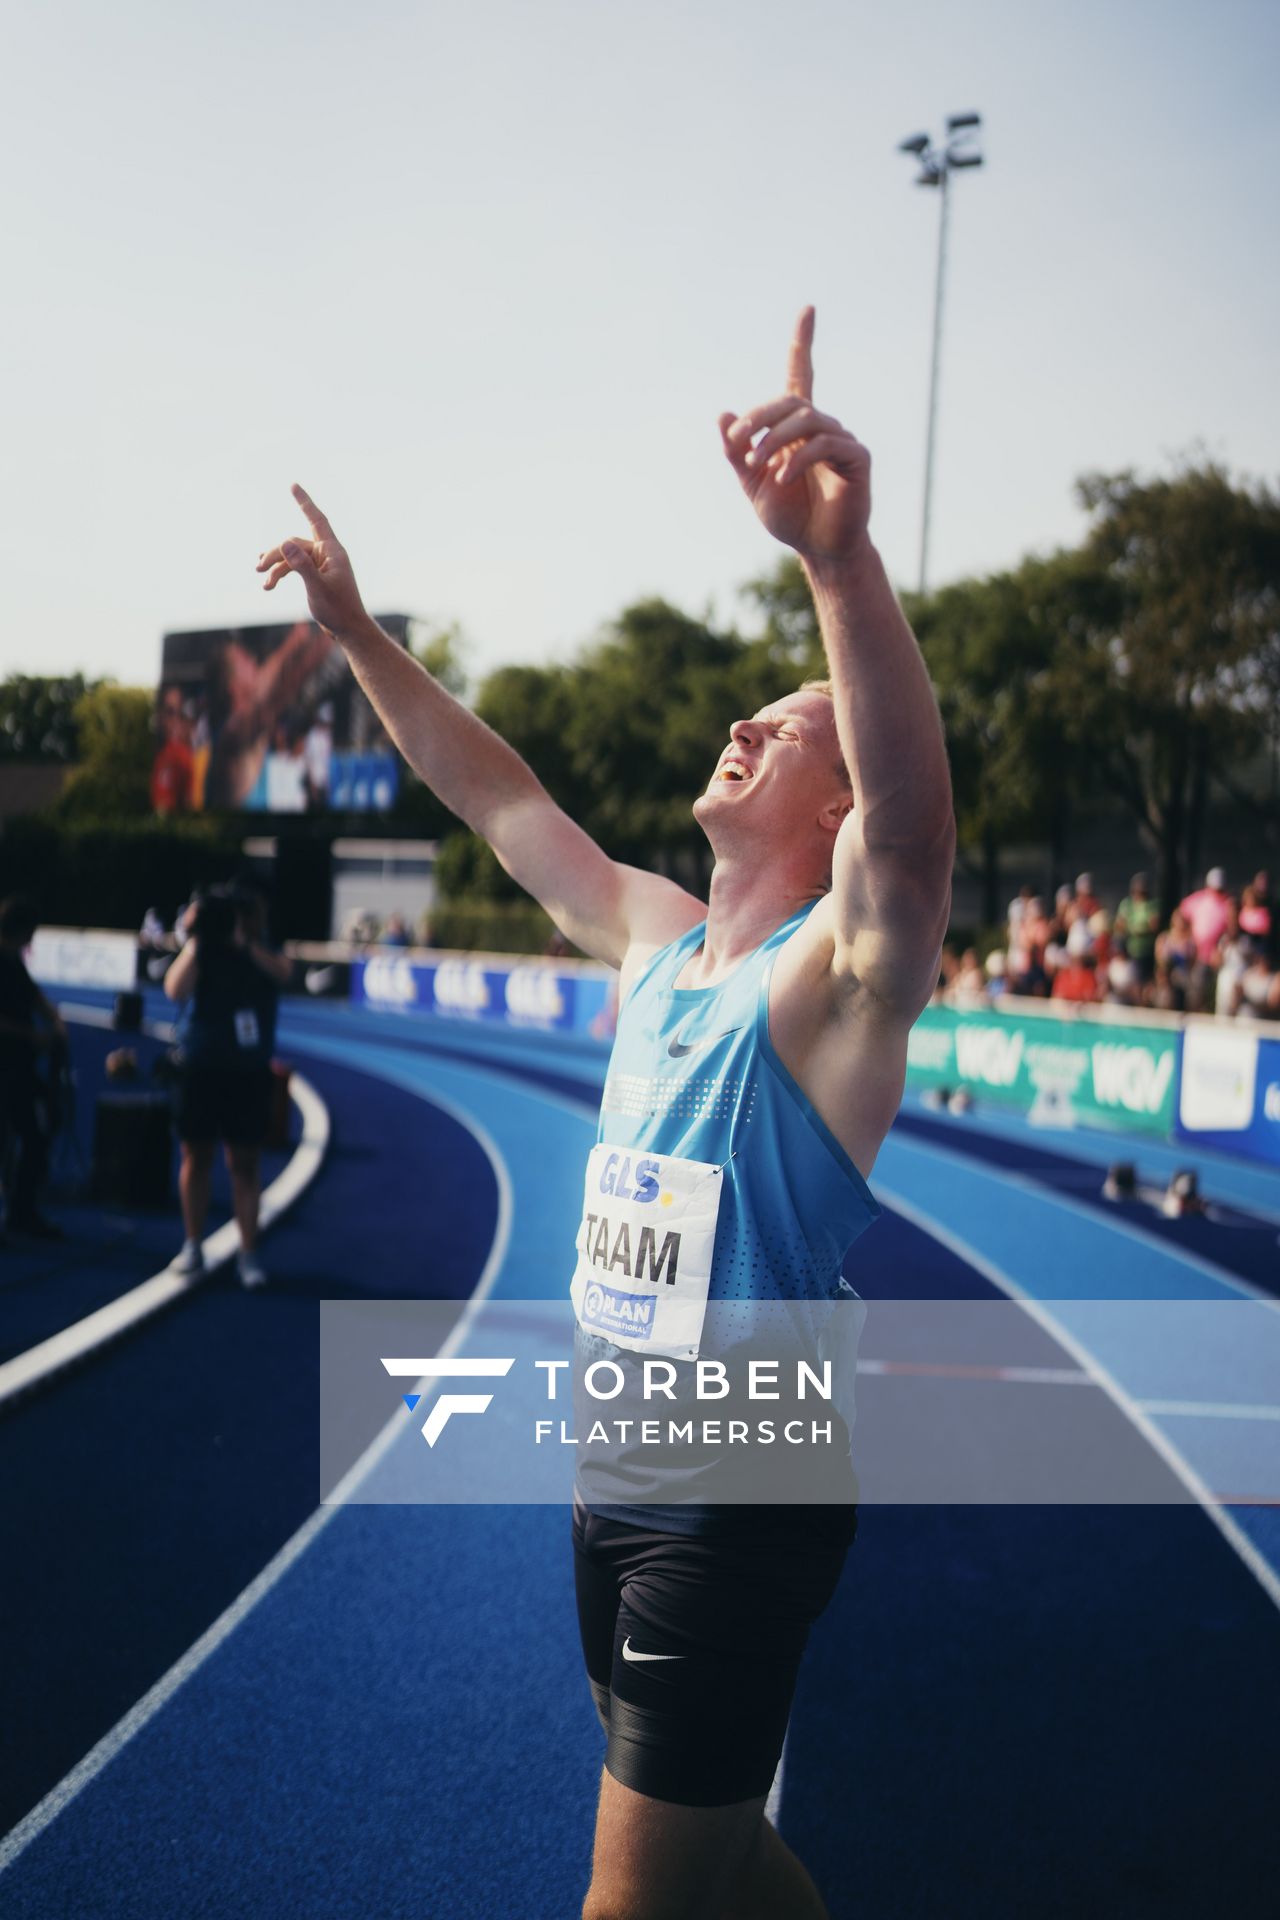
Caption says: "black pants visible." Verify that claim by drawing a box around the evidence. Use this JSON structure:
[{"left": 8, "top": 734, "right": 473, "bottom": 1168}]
[
  {"left": 1, "top": 1070, "right": 51, "bottom": 1225},
  {"left": 573, "top": 1500, "right": 856, "bottom": 1807}
]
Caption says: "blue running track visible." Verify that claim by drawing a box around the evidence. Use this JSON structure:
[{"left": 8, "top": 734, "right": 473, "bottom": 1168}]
[{"left": 1, "top": 995, "right": 1278, "bottom": 1918}]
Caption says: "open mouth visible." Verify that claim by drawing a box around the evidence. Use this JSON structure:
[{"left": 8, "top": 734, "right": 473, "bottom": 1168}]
[{"left": 716, "top": 760, "right": 753, "bottom": 785}]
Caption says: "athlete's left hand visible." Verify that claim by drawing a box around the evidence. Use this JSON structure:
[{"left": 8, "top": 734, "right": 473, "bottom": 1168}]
[{"left": 719, "top": 307, "right": 872, "bottom": 563}]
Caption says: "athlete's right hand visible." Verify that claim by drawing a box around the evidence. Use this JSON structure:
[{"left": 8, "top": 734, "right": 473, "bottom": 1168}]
[{"left": 256, "top": 485, "right": 368, "bottom": 639}]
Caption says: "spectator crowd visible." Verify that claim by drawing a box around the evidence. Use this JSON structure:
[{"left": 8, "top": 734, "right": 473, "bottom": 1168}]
[{"left": 937, "top": 866, "right": 1280, "bottom": 1020}]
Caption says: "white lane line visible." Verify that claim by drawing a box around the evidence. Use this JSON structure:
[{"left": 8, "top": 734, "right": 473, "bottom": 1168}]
[
  {"left": 872, "top": 1180, "right": 1280, "bottom": 1617},
  {"left": 1137, "top": 1399, "right": 1280, "bottom": 1422},
  {"left": 0, "top": 1070, "right": 329, "bottom": 1413},
  {"left": 0, "top": 1066, "right": 514, "bottom": 1874},
  {"left": 765, "top": 1733, "right": 788, "bottom": 1826}
]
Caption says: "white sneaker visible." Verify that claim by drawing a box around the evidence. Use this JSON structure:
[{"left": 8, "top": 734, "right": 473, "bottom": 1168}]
[
  {"left": 171, "top": 1239, "right": 205, "bottom": 1277},
  {"left": 238, "top": 1253, "right": 267, "bottom": 1290}
]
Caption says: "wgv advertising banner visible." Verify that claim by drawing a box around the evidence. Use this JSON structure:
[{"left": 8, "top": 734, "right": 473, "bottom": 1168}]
[
  {"left": 905, "top": 1006, "right": 1180, "bottom": 1138},
  {"left": 352, "top": 954, "right": 613, "bottom": 1037}
]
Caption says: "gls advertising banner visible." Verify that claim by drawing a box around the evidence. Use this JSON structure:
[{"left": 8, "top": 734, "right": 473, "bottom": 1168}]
[
  {"left": 905, "top": 1006, "right": 1180, "bottom": 1137},
  {"left": 352, "top": 954, "right": 613, "bottom": 1036}
]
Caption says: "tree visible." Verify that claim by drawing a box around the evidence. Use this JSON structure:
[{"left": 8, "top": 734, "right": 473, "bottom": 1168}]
[
  {"left": 384, "top": 621, "right": 472, "bottom": 833},
  {"left": 906, "top": 562, "right": 1083, "bottom": 925},
  {"left": 743, "top": 554, "right": 1080, "bottom": 927},
  {"left": 1052, "top": 463, "right": 1280, "bottom": 910},
  {"left": 555, "top": 600, "right": 742, "bottom": 872},
  {"left": 752, "top": 467, "right": 1280, "bottom": 925},
  {"left": 0, "top": 674, "right": 94, "bottom": 761},
  {"left": 739, "top": 554, "right": 826, "bottom": 682},
  {"left": 408, "top": 619, "right": 469, "bottom": 698},
  {"left": 433, "top": 830, "right": 523, "bottom": 903},
  {"left": 55, "top": 684, "right": 153, "bottom": 819},
  {"left": 474, "top": 660, "right": 585, "bottom": 818},
  {"left": 474, "top": 600, "right": 772, "bottom": 886}
]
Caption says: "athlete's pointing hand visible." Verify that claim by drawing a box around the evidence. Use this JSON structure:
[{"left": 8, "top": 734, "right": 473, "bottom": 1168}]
[
  {"left": 719, "top": 307, "right": 872, "bottom": 564},
  {"left": 256, "top": 485, "right": 368, "bottom": 640}
]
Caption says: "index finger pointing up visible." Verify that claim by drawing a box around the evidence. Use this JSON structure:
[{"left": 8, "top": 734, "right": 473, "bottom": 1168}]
[
  {"left": 291, "top": 482, "right": 332, "bottom": 536},
  {"left": 786, "top": 305, "right": 816, "bottom": 401}
]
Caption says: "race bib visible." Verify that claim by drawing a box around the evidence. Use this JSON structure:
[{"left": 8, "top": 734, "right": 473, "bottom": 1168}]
[
  {"left": 233, "top": 1009, "right": 260, "bottom": 1049},
  {"left": 570, "top": 1143, "right": 723, "bottom": 1360}
]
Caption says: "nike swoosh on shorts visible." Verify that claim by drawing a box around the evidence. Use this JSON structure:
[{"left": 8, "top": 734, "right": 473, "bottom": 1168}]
[
  {"left": 621, "top": 1637, "right": 684, "bottom": 1664},
  {"left": 667, "top": 1026, "right": 741, "bottom": 1059}
]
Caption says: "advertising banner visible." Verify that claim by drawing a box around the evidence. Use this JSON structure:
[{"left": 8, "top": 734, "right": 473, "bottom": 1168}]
[
  {"left": 905, "top": 1005, "right": 1180, "bottom": 1137},
  {"left": 351, "top": 954, "right": 614, "bottom": 1038},
  {"left": 29, "top": 928, "right": 140, "bottom": 992},
  {"left": 1175, "top": 1027, "right": 1280, "bottom": 1170}
]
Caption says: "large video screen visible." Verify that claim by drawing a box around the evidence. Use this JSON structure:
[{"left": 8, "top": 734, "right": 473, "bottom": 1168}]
[{"left": 154, "top": 616, "right": 408, "bottom": 815}]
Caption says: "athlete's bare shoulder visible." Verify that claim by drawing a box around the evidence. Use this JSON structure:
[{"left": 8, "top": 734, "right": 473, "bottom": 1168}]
[
  {"left": 616, "top": 866, "right": 706, "bottom": 1000},
  {"left": 767, "top": 894, "right": 924, "bottom": 1182}
]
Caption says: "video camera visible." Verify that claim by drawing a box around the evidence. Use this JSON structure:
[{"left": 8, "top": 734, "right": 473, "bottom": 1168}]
[{"left": 191, "top": 883, "right": 252, "bottom": 950}]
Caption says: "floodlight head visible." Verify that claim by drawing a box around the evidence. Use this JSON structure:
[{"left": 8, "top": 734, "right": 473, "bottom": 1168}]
[
  {"left": 947, "top": 111, "right": 982, "bottom": 130},
  {"left": 949, "top": 153, "right": 984, "bottom": 169},
  {"left": 915, "top": 166, "right": 942, "bottom": 187},
  {"left": 898, "top": 133, "right": 930, "bottom": 155}
]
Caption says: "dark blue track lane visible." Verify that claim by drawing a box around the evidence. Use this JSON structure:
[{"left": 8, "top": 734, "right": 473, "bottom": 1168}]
[
  {"left": 785, "top": 1504, "right": 1280, "bottom": 1918},
  {"left": 0, "top": 1021, "right": 289, "bottom": 1365},
  {"left": 0, "top": 1048, "right": 498, "bottom": 1839}
]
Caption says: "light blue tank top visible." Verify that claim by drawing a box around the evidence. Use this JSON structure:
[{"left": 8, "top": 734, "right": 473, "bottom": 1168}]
[
  {"left": 597, "top": 900, "right": 882, "bottom": 1307},
  {"left": 574, "top": 902, "right": 882, "bottom": 1532}
]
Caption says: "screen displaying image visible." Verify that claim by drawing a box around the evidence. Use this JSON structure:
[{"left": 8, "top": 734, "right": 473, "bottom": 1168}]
[{"left": 154, "top": 616, "right": 408, "bottom": 815}]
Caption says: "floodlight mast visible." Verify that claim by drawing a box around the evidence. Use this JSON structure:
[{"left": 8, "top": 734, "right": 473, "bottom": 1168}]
[{"left": 898, "top": 114, "right": 984, "bottom": 594}]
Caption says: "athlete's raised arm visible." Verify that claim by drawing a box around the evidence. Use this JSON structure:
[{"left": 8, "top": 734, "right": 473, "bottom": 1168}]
[
  {"left": 718, "top": 308, "right": 955, "bottom": 1019},
  {"left": 256, "top": 486, "right": 701, "bottom": 969}
]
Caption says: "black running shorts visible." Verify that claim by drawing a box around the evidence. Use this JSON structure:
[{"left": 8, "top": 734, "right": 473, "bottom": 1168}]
[
  {"left": 572, "top": 1500, "right": 856, "bottom": 1807},
  {"left": 175, "top": 1064, "right": 272, "bottom": 1147}
]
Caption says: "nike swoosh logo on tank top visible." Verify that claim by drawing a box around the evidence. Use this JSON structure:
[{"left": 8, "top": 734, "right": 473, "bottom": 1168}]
[{"left": 667, "top": 1026, "right": 742, "bottom": 1059}]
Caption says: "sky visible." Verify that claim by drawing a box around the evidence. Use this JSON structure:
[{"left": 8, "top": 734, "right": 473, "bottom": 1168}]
[{"left": 2, "top": 0, "right": 1276, "bottom": 694}]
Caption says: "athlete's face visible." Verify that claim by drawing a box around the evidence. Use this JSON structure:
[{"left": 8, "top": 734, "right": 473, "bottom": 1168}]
[{"left": 695, "top": 691, "right": 852, "bottom": 850}]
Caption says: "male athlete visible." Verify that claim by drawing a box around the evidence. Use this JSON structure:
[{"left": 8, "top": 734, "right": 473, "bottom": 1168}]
[{"left": 258, "top": 308, "right": 954, "bottom": 1920}]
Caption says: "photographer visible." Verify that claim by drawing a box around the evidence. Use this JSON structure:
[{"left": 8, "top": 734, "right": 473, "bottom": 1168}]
[
  {"left": 0, "top": 896, "right": 68, "bottom": 1240},
  {"left": 163, "top": 883, "right": 292, "bottom": 1288}
]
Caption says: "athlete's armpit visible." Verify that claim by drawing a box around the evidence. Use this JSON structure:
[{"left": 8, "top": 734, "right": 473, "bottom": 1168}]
[{"left": 829, "top": 813, "right": 954, "bottom": 1020}]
